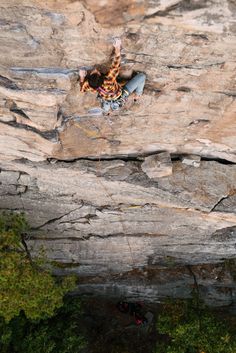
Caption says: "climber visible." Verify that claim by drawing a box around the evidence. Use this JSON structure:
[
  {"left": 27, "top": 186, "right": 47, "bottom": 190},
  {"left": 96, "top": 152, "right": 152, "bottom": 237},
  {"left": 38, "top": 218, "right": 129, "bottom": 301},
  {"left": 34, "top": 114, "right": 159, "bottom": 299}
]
[
  {"left": 79, "top": 38, "right": 146, "bottom": 113},
  {"left": 116, "top": 301, "right": 148, "bottom": 325}
]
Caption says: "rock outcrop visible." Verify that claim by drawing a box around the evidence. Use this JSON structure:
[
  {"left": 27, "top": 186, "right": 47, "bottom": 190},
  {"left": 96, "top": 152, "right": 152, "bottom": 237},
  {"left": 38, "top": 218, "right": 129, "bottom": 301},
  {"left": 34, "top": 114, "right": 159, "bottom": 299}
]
[{"left": 0, "top": 0, "right": 236, "bottom": 306}]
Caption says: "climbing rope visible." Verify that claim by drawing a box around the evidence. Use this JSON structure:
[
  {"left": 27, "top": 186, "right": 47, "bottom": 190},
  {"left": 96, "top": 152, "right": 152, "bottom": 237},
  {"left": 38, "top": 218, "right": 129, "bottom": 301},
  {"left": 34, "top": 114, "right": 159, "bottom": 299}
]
[{"left": 96, "top": 153, "right": 136, "bottom": 272}]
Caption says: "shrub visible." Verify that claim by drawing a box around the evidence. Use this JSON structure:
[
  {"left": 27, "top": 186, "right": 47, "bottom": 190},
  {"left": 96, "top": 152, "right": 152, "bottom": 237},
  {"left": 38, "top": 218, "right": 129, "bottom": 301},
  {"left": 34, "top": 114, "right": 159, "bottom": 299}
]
[
  {"left": 0, "top": 212, "right": 76, "bottom": 322},
  {"left": 155, "top": 298, "right": 236, "bottom": 353}
]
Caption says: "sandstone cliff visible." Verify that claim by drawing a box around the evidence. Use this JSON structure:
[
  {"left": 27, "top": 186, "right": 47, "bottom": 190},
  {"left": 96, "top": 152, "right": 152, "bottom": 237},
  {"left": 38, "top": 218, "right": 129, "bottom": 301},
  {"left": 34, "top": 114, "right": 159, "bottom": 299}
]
[{"left": 0, "top": 0, "right": 236, "bottom": 306}]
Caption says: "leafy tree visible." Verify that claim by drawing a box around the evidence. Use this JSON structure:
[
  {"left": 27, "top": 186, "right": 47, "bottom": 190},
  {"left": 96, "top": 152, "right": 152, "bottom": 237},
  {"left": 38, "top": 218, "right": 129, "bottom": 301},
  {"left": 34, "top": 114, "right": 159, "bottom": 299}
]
[
  {"left": 0, "top": 212, "right": 76, "bottom": 322},
  {"left": 0, "top": 297, "right": 86, "bottom": 353},
  {"left": 155, "top": 298, "right": 236, "bottom": 353}
]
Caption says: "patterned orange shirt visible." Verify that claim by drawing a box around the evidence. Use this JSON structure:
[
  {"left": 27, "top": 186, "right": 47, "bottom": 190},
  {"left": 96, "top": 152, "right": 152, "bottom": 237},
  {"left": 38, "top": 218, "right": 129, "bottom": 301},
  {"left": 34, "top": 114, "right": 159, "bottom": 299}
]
[{"left": 80, "top": 51, "right": 122, "bottom": 100}]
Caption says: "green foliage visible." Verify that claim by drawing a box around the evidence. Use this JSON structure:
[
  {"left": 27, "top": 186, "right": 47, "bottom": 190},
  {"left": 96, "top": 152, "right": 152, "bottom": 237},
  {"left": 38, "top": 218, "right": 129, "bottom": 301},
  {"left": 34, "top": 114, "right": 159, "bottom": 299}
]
[
  {"left": 155, "top": 299, "right": 236, "bottom": 353},
  {"left": 0, "top": 297, "right": 86, "bottom": 353},
  {"left": 0, "top": 212, "right": 76, "bottom": 322},
  {"left": 0, "top": 211, "right": 28, "bottom": 249},
  {"left": 223, "top": 258, "right": 236, "bottom": 281}
]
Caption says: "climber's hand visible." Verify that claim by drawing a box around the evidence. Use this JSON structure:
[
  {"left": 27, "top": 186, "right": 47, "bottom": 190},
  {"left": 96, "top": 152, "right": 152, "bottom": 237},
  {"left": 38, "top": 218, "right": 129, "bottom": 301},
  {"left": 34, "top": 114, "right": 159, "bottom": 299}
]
[
  {"left": 113, "top": 38, "right": 122, "bottom": 52},
  {"left": 79, "top": 69, "right": 87, "bottom": 80}
]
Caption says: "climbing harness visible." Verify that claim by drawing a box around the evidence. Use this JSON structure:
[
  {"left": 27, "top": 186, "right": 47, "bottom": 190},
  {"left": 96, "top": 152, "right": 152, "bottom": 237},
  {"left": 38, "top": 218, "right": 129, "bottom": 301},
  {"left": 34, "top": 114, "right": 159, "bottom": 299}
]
[
  {"left": 97, "top": 86, "right": 121, "bottom": 98},
  {"left": 97, "top": 89, "right": 129, "bottom": 111}
]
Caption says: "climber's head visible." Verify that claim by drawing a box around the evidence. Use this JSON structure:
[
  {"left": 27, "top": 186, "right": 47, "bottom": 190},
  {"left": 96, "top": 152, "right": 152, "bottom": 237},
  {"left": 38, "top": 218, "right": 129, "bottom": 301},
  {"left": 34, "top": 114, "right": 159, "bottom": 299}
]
[{"left": 88, "top": 69, "right": 104, "bottom": 89}]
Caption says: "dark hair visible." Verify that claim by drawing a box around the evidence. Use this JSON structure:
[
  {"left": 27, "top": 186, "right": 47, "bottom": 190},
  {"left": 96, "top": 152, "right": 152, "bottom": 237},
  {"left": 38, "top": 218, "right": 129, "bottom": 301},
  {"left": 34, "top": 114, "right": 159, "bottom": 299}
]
[{"left": 88, "top": 73, "right": 104, "bottom": 89}]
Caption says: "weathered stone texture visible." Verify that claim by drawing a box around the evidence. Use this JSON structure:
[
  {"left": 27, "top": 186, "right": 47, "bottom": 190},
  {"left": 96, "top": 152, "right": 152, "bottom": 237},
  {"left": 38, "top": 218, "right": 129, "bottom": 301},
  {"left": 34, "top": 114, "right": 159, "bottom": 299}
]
[
  {"left": 0, "top": 0, "right": 235, "bottom": 162},
  {"left": 141, "top": 152, "right": 173, "bottom": 178},
  {"left": 0, "top": 0, "right": 236, "bottom": 304},
  {"left": 1, "top": 159, "right": 236, "bottom": 303}
]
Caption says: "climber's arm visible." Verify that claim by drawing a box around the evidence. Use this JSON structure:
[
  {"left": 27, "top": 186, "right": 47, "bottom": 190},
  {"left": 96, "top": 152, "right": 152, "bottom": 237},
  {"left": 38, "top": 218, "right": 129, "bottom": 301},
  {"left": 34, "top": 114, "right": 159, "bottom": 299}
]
[
  {"left": 106, "top": 38, "right": 121, "bottom": 82},
  {"left": 79, "top": 69, "right": 96, "bottom": 93},
  {"left": 80, "top": 80, "right": 94, "bottom": 92}
]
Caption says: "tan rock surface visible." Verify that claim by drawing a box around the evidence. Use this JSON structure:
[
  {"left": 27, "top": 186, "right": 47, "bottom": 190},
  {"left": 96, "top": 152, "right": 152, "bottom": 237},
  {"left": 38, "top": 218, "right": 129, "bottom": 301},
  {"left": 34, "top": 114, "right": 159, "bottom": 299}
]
[
  {"left": 0, "top": 0, "right": 235, "bottom": 163},
  {"left": 0, "top": 0, "right": 236, "bottom": 303},
  {"left": 141, "top": 152, "right": 173, "bottom": 178}
]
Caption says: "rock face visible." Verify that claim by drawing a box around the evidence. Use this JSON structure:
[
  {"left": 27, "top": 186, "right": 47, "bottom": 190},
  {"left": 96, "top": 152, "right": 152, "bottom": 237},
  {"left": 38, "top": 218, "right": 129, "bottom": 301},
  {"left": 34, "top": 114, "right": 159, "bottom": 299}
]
[
  {"left": 141, "top": 152, "right": 173, "bottom": 178},
  {"left": 0, "top": 0, "right": 236, "bottom": 306}
]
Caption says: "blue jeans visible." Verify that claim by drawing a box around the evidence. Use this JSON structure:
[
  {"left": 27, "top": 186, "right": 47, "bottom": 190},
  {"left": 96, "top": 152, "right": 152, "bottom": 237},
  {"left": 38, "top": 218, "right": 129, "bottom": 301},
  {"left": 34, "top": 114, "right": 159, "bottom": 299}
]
[
  {"left": 101, "top": 73, "right": 146, "bottom": 112},
  {"left": 123, "top": 72, "right": 146, "bottom": 96}
]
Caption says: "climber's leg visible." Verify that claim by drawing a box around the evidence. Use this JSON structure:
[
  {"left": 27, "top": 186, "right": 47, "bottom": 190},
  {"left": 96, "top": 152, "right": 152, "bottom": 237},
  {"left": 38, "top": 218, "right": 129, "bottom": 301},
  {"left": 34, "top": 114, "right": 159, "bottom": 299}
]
[{"left": 123, "top": 73, "right": 146, "bottom": 97}]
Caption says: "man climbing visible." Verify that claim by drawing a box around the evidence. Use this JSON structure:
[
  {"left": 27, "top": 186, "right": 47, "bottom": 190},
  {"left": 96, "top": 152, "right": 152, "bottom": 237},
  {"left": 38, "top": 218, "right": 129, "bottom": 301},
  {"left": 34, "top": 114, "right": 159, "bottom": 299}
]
[
  {"left": 116, "top": 301, "right": 148, "bottom": 326},
  {"left": 79, "top": 38, "right": 146, "bottom": 113}
]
